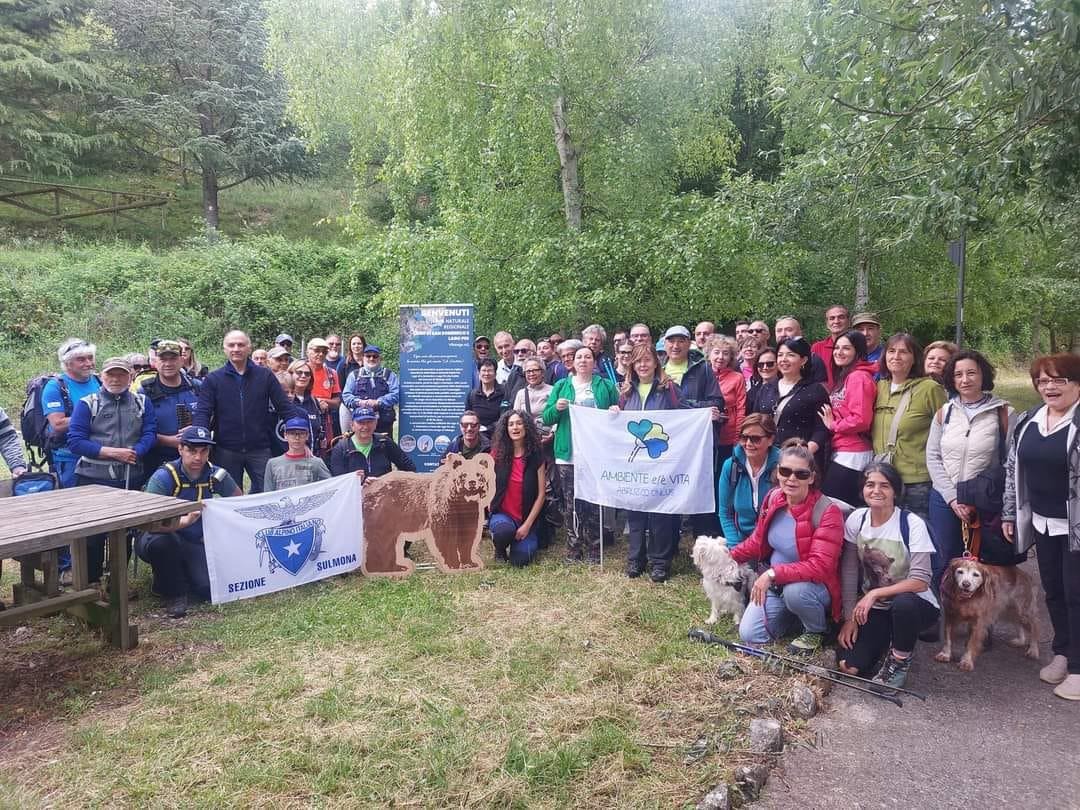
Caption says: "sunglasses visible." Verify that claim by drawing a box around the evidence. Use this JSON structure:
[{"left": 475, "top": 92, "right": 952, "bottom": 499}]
[
  {"left": 739, "top": 433, "right": 768, "bottom": 444},
  {"left": 294, "top": 370, "right": 312, "bottom": 377},
  {"left": 757, "top": 361, "right": 777, "bottom": 369},
  {"left": 777, "top": 466, "right": 813, "bottom": 481},
  {"left": 513, "top": 348, "right": 530, "bottom": 354},
  {"left": 460, "top": 422, "right": 480, "bottom": 430}
]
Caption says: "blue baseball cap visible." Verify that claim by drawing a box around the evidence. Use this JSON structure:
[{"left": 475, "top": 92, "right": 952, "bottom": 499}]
[
  {"left": 655, "top": 339, "right": 666, "bottom": 352},
  {"left": 179, "top": 426, "right": 215, "bottom": 446},
  {"left": 351, "top": 406, "right": 378, "bottom": 422},
  {"left": 283, "top": 416, "right": 309, "bottom": 432},
  {"left": 363, "top": 345, "right": 382, "bottom": 356}
]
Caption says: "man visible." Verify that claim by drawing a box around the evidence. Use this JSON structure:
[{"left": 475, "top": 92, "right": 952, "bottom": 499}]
[
  {"left": 774, "top": 316, "right": 827, "bottom": 385},
  {"left": 42, "top": 338, "right": 101, "bottom": 489},
  {"left": 734, "top": 320, "right": 750, "bottom": 343},
  {"left": 324, "top": 334, "right": 345, "bottom": 376},
  {"left": 140, "top": 340, "right": 200, "bottom": 475},
  {"left": 67, "top": 356, "right": 158, "bottom": 583},
  {"left": 268, "top": 345, "right": 292, "bottom": 373},
  {"left": 694, "top": 321, "right": 716, "bottom": 351},
  {"left": 441, "top": 411, "right": 491, "bottom": 461},
  {"left": 747, "top": 320, "right": 770, "bottom": 345},
  {"left": 612, "top": 329, "right": 628, "bottom": 351},
  {"left": 503, "top": 338, "right": 537, "bottom": 407},
  {"left": 582, "top": 324, "right": 618, "bottom": 385},
  {"left": 629, "top": 323, "right": 652, "bottom": 346},
  {"left": 852, "top": 312, "right": 884, "bottom": 366},
  {"left": 329, "top": 406, "right": 415, "bottom": 480},
  {"left": 306, "top": 337, "right": 342, "bottom": 453},
  {"left": 811, "top": 304, "right": 851, "bottom": 388},
  {"left": 139, "top": 425, "right": 242, "bottom": 618},
  {"left": 264, "top": 416, "right": 331, "bottom": 491},
  {"left": 193, "top": 330, "right": 303, "bottom": 493},
  {"left": 662, "top": 325, "right": 725, "bottom": 536},
  {"left": 493, "top": 331, "right": 515, "bottom": 384},
  {"left": 549, "top": 332, "right": 565, "bottom": 348},
  {"left": 341, "top": 345, "right": 399, "bottom": 436},
  {"left": 537, "top": 339, "right": 555, "bottom": 363},
  {"left": 275, "top": 333, "right": 294, "bottom": 352}
]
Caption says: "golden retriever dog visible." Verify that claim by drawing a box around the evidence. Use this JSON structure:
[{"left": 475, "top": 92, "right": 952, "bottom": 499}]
[{"left": 935, "top": 558, "right": 1040, "bottom": 672}]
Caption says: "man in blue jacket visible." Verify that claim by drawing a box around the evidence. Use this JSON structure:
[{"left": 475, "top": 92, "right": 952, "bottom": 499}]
[{"left": 193, "top": 330, "right": 304, "bottom": 493}]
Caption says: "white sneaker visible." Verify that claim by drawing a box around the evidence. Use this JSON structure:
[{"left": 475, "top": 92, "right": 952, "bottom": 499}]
[
  {"left": 1052, "top": 673, "right": 1080, "bottom": 701},
  {"left": 1040, "top": 655, "right": 1068, "bottom": 685}
]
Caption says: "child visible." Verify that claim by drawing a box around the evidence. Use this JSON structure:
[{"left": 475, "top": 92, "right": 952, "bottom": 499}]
[{"left": 264, "top": 417, "right": 331, "bottom": 492}]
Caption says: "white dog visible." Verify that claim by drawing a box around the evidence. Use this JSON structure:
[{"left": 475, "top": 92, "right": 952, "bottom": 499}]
[{"left": 692, "top": 536, "right": 748, "bottom": 625}]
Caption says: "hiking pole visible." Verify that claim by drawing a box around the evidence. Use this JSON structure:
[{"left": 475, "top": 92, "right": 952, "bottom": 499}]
[
  {"left": 688, "top": 629, "right": 907, "bottom": 708},
  {"left": 691, "top": 630, "right": 927, "bottom": 702}
]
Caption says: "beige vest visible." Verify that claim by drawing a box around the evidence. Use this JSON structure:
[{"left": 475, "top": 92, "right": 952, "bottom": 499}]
[{"left": 936, "top": 400, "right": 1006, "bottom": 485}]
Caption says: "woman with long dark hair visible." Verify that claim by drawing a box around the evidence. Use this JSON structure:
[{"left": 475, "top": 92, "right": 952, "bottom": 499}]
[
  {"left": 488, "top": 410, "right": 546, "bottom": 567},
  {"left": 746, "top": 345, "right": 777, "bottom": 414},
  {"left": 820, "top": 330, "right": 877, "bottom": 507},
  {"left": 753, "top": 337, "right": 830, "bottom": 471},
  {"left": 337, "top": 333, "right": 367, "bottom": 435}
]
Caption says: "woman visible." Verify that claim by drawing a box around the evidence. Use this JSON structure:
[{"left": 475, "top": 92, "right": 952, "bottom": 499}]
[
  {"left": 465, "top": 358, "right": 508, "bottom": 433},
  {"left": 730, "top": 439, "right": 845, "bottom": 654},
  {"left": 618, "top": 342, "right": 685, "bottom": 581},
  {"left": 282, "top": 359, "right": 323, "bottom": 451},
  {"left": 871, "top": 333, "right": 946, "bottom": 520},
  {"left": 336, "top": 333, "right": 367, "bottom": 436},
  {"left": 746, "top": 345, "right": 777, "bottom": 413},
  {"left": 543, "top": 346, "right": 619, "bottom": 563},
  {"left": 707, "top": 334, "right": 746, "bottom": 466},
  {"left": 752, "top": 337, "right": 830, "bottom": 471},
  {"left": 614, "top": 343, "right": 633, "bottom": 383},
  {"left": 738, "top": 336, "right": 761, "bottom": 385},
  {"left": 926, "top": 350, "right": 1014, "bottom": 588},
  {"left": 820, "top": 330, "right": 877, "bottom": 507},
  {"left": 178, "top": 338, "right": 208, "bottom": 379},
  {"left": 512, "top": 358, "right": 553, "bottom": 424},
  {"left": 488, "top": 411, "right": 546, "bottom": 567},
  {"left": 923, "top": 340, "right": 958, "bottom": 384},
  {"left": 837, "top": 462, "right": 940, "bottom": 689},
  {"left": 1003, "top": 353, "right": 1080, "bottom": 700},
  {"left": 717, "top": 413, "right": 780, "bottom": 547}
]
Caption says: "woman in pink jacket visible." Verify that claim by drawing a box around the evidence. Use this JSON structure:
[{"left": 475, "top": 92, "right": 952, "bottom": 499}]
[{"left": 820, "top": 330, "right": 878, "bottom": 508}]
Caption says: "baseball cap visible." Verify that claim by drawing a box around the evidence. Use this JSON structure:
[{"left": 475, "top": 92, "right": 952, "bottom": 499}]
[
  {"left": 655, "top": 339, "right": 666, "bottom": 352},
  {"left": 268, "top": 346, "right": 291, "bottom": 360},
  {"left": 156, "top": 340, "right": 183, "bottom": 357},
  {"left": 307, "top": 337, "right": 330, "bottom": 350},
  {"left": 474, "top": 335, "right": 490, "bottom": 345},
  {"left": 102, "top": 356, "right": 133, "bottom": 374},
  {"left": 275, "top": 333, "right": 294, "bottom": 345},
  {"left": 363, "top": 345, "right": 382, "bottom": 356},
  {"left": 662, "top": 325, "right": 691, "bottom": 340},
  {"left": 179, "top": 425, "right": 215, "bottom": 446},
  {"left": 351, "top": 406, "right": 378, "bottom": 422},
  {"left": 284, "top": 416, "right": 310, "bottom": 432},
  {"left": 851, "top": 312, "right": 881, "bottom": 327}
]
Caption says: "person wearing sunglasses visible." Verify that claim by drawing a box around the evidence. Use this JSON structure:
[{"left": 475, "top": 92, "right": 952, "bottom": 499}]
[
  {"left": 752, "top": 337, "right": 830, "bottom": 472},
  {"left": 730, "top": 439, "right": 844, "bottom": 654},
  {"left": 280, "top": 360, "right": 324, "bottom": 453},
  {"left": 745, "top": 345, "right": 776, "bottom": 413},
  {"left": 718, "top": 413, "right": 779, "bottom": 547},
  {"left": 1003, "top": 353, "right": 1080, "bottom": 700},
  {"left": 441, "top": 411, "right": 490, "bottom": 462},
  {"left": 502, "top": 339, "right": 539, "bottom": 408}
]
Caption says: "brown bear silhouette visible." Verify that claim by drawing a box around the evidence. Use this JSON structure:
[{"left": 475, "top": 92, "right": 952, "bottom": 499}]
[{"left": 361, "top": 452, "right": 496, "bottom": 577}]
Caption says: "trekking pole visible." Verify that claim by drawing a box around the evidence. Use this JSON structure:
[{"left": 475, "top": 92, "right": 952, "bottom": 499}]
[{"left": 687, "top": 629, "right": 909, "bottom": 707}]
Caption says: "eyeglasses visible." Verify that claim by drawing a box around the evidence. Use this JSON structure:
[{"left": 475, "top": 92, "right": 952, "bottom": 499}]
[
  {"left": 525, "top": 367, "right": 543, "bottom": 373},
  {"left": 1036, "top": 376, "right": 1070, "bottom": 388},
  {"left": 757, "top": 361, "right": 777, "bottom": 369},
  {"left": 777, "top": 466, "right": 813, "bottom": 481},
  {"left": 739, "top": 433, "right": 769, "bottom": 444},
  {"left": 294, "top": 370, "right": 312, "bottom": 377},
  {"left": 513, "top": 348, "right": 530, "bottom": 354},
  {"left": 328, "top": 342, "right": 341, "bottom": 348}
]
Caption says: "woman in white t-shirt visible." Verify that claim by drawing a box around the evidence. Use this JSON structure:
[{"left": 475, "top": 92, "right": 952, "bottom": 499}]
[{"left": 837, "top": 462, "right": 940, "bottom": 691}]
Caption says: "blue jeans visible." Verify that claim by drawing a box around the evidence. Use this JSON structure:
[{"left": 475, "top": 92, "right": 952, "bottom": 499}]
[
  {"left": 928, "top": 488, "right": 962, "bottom": 593},
  {"left": 739, "top": 581, "right": 831, "bottom": 644},
  {"left": 213, "top": 446, "right": 272, "bottom": 494},
  {"left": 489, "top": 513, "right": 539, "bottom": 567}
]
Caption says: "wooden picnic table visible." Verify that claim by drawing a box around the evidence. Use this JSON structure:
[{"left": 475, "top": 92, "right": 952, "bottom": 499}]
[{"left": 0, "top": 484, "right": 200, "bottom": 649}]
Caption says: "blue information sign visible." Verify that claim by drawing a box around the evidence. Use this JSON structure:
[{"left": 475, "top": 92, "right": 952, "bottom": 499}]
[{"left": 398, "top": 304, "right": 475, "bottom": 471}]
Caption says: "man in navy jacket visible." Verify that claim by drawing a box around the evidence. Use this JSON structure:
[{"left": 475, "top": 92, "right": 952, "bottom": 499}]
[{"left": 193, "top": 330, "right": 304, "bottom": 493}]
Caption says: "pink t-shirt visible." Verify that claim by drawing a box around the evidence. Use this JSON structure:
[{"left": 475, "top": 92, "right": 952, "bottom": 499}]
[{"left": 502, "top": 455, "right": 526, "bottom": 522}]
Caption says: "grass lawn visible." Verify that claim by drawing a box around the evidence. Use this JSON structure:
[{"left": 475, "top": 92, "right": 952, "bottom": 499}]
[{"left": 0, "top": 541, "right": 813, "bottom": 808}]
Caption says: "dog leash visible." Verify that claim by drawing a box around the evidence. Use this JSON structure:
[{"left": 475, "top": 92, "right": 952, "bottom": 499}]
[{"left": 961, "top": 519, "right": 982, "bottom": 560}]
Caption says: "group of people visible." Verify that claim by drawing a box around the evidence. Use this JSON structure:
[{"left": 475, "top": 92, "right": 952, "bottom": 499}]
[{"left": 0, "top": 308, "right": 1076, "bottom": 699}]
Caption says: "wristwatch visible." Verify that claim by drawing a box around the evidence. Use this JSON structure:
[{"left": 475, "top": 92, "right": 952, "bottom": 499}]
[{"left": 765, "top": 568, "right": 776, "bottom": 580}]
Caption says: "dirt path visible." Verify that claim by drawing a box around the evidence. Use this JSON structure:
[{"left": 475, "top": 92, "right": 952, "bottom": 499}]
[{"left": 758, "top": 560, "right": 1078, "bottom": 809}]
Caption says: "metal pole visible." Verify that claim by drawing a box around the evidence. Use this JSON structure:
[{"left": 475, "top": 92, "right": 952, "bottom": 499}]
[{"left": 949, "top": 233, "right": 966, "bottom": 348}]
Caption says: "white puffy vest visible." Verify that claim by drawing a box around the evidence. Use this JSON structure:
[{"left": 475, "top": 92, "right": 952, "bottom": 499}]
[{"left": 936, "top": 399, "right": 1006, "bottom": 485}]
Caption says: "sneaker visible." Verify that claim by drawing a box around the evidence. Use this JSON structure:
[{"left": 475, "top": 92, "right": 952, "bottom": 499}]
[
  {"left": 1040, "top": 655, "right": 1068, "bottom": 685},
  {"left": 649, "top": 566, "right": 668, "bottom": 583},
  {"left": 626, "top": 564, "right": 643, "bottom": 579},
  {"left": 165, "top": 595, "right": 188, "bottom": 619},
  {"left": 493, "top": 546, "right": 509, "bottom": 563},
  {"left": 786, "top": 632, "right": 823, "bottom": 655},
  {"left": 1053, "top": 674, "right": 1080, "bottom": 701},
  {"left": 562, "top": 552, "right": 584, "bottom": 565},
  {"left": 873, "top": 652, "right": 913, "bottom": 691}
]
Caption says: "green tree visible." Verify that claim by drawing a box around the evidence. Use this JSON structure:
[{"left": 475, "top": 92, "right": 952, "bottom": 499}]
[
  {"left": 96, "top": 0, "right": 312, "bottom": 231},
  {"left": 0, "top": 0, "right": 108, "bottom": 173}
]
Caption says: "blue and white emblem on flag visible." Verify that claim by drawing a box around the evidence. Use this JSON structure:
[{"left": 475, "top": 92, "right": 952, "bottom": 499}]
[{"left": 258, "top": 519, "right": 324, "bottom": 576}]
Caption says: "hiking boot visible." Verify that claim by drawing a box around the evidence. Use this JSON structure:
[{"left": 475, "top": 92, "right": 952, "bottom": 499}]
[
  {"left": 649, "top": 565, "right": 668, "bottom": 583},
  {"left": 562, "top": 551, "right": 584, "bottom": 565},
  {"left": 1040, "top": 655, "right": 1068, "bottom": 685},
  {"left": 873, "top": 652, "right": 913, "bottom": 691},
  {"left": 493, "top": 546, "right": 509, "bottom": 563},
  {"left": 786, "top": 632, "right": 823, "bottom": 656},
  {"left": 626, "top": 564, "right": 643, "bottom": 579},
  {"left": 1053, "top": 674, "right": 1080, "bottom": 701},
  {"left": 165, "top": 596, "right": 188, "bottom": 619}
]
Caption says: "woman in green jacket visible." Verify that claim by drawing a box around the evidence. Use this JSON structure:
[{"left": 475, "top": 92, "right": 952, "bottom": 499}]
[
  {"left": 543, "top": 346, "right": 620, "bottom": 563},
  {"left": 871, "top": 333, "right": 947, "bottom": 521}
]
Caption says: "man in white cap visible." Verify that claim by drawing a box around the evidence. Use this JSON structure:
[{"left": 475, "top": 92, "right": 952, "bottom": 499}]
[{"left": 42, "top": 337, "right": 101, "bottom": 488}]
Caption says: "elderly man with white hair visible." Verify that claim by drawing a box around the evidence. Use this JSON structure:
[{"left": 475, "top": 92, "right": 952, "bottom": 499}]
[
  {"left": 581, "top": 324, "right": 618, "bottom": 386},
  {"left": 42, "top": 337, "right": 102, "bottom": 489}
]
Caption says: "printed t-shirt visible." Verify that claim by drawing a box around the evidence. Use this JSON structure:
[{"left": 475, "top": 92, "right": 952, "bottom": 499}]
[{"left": 844, "top": 508, "right": 939, "bottom": 609}]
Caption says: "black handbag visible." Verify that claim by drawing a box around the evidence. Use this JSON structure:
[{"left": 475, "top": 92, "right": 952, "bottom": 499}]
[{"left": 970, "top": 511, "right": 1026, "bottom": 567}]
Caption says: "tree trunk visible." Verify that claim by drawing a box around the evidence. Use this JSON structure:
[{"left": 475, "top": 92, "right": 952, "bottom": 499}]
[
  {"left": 202, "top": 166, "right": 220, "bottom": 234},
  {"left": 552, "top": 95, "right": 582, "bottom": 231},
  {"left": 853, "top": 221, "right": 870, "bottom": 310},
  {"left": 1030, "top": 304, "right": 1041, "bottom": 356}
]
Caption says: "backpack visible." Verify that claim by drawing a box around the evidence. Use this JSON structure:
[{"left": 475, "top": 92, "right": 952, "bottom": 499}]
[
  {"left": 20, "top": 373, "right": 71, "bottom": 468},
  {"left": 13, "top": 471, "right": 58, "bottom": 497},
  {"left": 857, "top": 508, "right": 912, "bottom": 548}
]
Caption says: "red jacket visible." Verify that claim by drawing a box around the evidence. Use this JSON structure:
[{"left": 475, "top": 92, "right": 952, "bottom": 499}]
[
  {"left": 730, "top": 488, "right": 845, "bottom": 622},
  {"left": 714, "top": 367, "right": 746, "bottom": 446},
  {"left": 811, "top": 336, "right": 836, "bottom": 388},
  {"left": 828, "top": 360, "right": 877, "bottom": 453}
]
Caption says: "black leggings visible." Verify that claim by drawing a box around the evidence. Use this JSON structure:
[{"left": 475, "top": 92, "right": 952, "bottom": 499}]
[{"left": 836, "top": 592, "right": 940, "bottom": 676}]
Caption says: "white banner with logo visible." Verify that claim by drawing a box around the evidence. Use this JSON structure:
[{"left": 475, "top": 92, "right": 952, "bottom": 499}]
[
  {"left": 204, "top": 473, "right": 363, "bottom": 604},
  {"left": 569, "top": 405, "right": 715, "bottom": 514}
]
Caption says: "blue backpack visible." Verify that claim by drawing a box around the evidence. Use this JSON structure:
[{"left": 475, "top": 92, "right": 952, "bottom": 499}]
[{"left": 13, "top": 471, "right": 58, "bottom": 497}]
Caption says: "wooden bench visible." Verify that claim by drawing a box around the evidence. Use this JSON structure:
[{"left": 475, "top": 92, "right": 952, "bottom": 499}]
[{"left": 0, "top": 484, "right": 200, "bottom": 649}]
